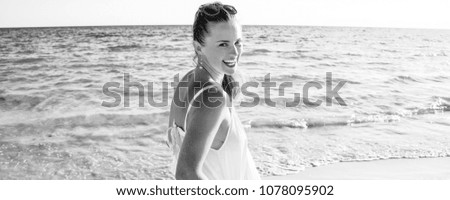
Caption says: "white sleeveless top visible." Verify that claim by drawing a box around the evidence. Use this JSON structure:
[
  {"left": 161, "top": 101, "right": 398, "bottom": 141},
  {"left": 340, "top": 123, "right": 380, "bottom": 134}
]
[{"left": 167, "top": 85, "right": 260, "bottom": 180}]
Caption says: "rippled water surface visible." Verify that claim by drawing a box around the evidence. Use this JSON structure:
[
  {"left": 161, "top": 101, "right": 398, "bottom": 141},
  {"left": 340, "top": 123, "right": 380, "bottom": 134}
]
[{"left": 1, "top": 26, "right": 449, "bottom": 179}]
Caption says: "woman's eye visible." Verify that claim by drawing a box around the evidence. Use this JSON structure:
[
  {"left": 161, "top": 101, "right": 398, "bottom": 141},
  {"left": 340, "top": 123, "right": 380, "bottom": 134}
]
[{"left": 219, "top": 43, "right": 228, "bottom": 47}]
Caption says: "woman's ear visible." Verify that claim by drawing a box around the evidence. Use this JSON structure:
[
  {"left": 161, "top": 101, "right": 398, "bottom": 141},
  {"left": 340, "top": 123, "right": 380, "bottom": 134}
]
[{"left": 193, "top": 41, "right": 202, "bottom": 55}]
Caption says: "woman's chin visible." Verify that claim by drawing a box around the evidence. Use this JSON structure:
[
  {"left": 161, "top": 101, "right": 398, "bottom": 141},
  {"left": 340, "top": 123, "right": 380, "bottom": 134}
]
[
  {"left": 222, "top": 64, "right": 237, "bottom": 75},
  {"left": 225, "top": 68, "right": 237, "bottom": 75}
]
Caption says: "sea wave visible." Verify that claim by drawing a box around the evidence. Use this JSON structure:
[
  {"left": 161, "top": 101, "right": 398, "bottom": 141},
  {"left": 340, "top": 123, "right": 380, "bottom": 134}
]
[
  {"left": 248, "top": 99, "right": 449, "bottom": 129},
  {"left": 386, "top": 75, "right": 421, "bottom": 84},
  {"left": 247, "top": 114, "right": 399, "bottom": 129},
  {"left": 16, "top": 50, "right": 35, "bottom": 54},
  {"left": 107, "top": 44, "right": 142, "bottom": 52},
  {"left": 85, "top": 32, "right": 120, "bottom": 38},
  {"left": 367, "top": 61, "right": 392, "bottom": 65},
  {"left": 242, "top": 48, "right": 271, "bottom": 56},
  {"left": 0, "top": 112, "right": 170, "bottom": 132},
  {"left": 0, "top": 93, "right": 47, "bottom": 111},
  {"left": 13, "top": 58, "right": 46, "bottom": 64}
]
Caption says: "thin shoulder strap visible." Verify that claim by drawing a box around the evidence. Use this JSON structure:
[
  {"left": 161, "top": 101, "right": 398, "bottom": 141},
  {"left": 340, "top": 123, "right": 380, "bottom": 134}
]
[{"left": 183, "top": 85, "right": 226, "bottom": 131}]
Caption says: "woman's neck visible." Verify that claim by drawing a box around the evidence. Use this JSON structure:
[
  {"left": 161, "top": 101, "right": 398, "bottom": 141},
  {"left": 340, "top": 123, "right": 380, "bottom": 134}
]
[{"left": 198, "top": 58, "right": 223, "bottom": 84}]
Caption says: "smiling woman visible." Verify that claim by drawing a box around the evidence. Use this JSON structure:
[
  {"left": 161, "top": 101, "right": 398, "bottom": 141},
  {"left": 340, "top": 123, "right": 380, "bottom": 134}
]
[{"left": 166, "top": 2, "right": 260, "bottom": 180}]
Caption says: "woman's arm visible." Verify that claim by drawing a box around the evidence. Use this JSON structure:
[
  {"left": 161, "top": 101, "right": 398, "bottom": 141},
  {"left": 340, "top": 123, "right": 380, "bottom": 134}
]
[{"left": 175, "top": 89, "right": 228, "bottom": 180}]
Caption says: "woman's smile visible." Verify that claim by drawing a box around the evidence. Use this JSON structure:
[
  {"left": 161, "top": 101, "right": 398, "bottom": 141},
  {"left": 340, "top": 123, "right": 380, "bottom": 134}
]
[{"left": 222, "top": 59, "right": 237, "bottom": 68}]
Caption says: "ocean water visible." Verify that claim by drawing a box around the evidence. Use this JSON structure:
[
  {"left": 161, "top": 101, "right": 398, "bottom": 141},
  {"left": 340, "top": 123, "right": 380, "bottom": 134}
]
[{"left": 0, "top": 25, "right": 449, "bottom": 179}]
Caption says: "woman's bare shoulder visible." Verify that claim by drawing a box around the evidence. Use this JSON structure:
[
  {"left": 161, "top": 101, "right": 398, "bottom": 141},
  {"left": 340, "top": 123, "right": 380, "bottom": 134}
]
[{"left": 169, "top": 69, "right": 229, "bottom": 129}]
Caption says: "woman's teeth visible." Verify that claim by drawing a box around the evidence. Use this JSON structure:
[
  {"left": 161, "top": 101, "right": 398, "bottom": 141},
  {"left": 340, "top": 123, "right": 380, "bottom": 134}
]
[{"left": 223, "top": 60, "right": 236, "bottom": 67}]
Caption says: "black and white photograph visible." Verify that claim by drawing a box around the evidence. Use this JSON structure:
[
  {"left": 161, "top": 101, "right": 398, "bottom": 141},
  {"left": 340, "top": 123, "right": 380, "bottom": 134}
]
[{"left": 1, "top": 0, "right": 450, "bottom": 187}]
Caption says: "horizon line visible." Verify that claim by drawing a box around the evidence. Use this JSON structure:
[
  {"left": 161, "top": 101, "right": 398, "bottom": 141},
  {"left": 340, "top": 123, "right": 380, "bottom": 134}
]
[{"left": 1, "top": 24, "right": 449, "bottom": 31}]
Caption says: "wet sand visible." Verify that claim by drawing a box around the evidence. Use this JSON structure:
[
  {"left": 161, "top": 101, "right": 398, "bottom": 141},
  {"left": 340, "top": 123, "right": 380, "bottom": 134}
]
[{"left": 265, "top": 157, "right": 450, "bottom": 180}]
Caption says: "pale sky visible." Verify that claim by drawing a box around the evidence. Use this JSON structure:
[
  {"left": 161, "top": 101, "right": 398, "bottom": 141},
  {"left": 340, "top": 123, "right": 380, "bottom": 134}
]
[{"left": 1, "top": 0, "right": 449, "bottom": 29}]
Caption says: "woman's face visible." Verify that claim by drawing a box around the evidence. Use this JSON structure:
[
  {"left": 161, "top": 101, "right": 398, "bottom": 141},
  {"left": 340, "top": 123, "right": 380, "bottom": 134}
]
[{"left": 199, "top": 18, "right": 243, "bottom": 75}]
